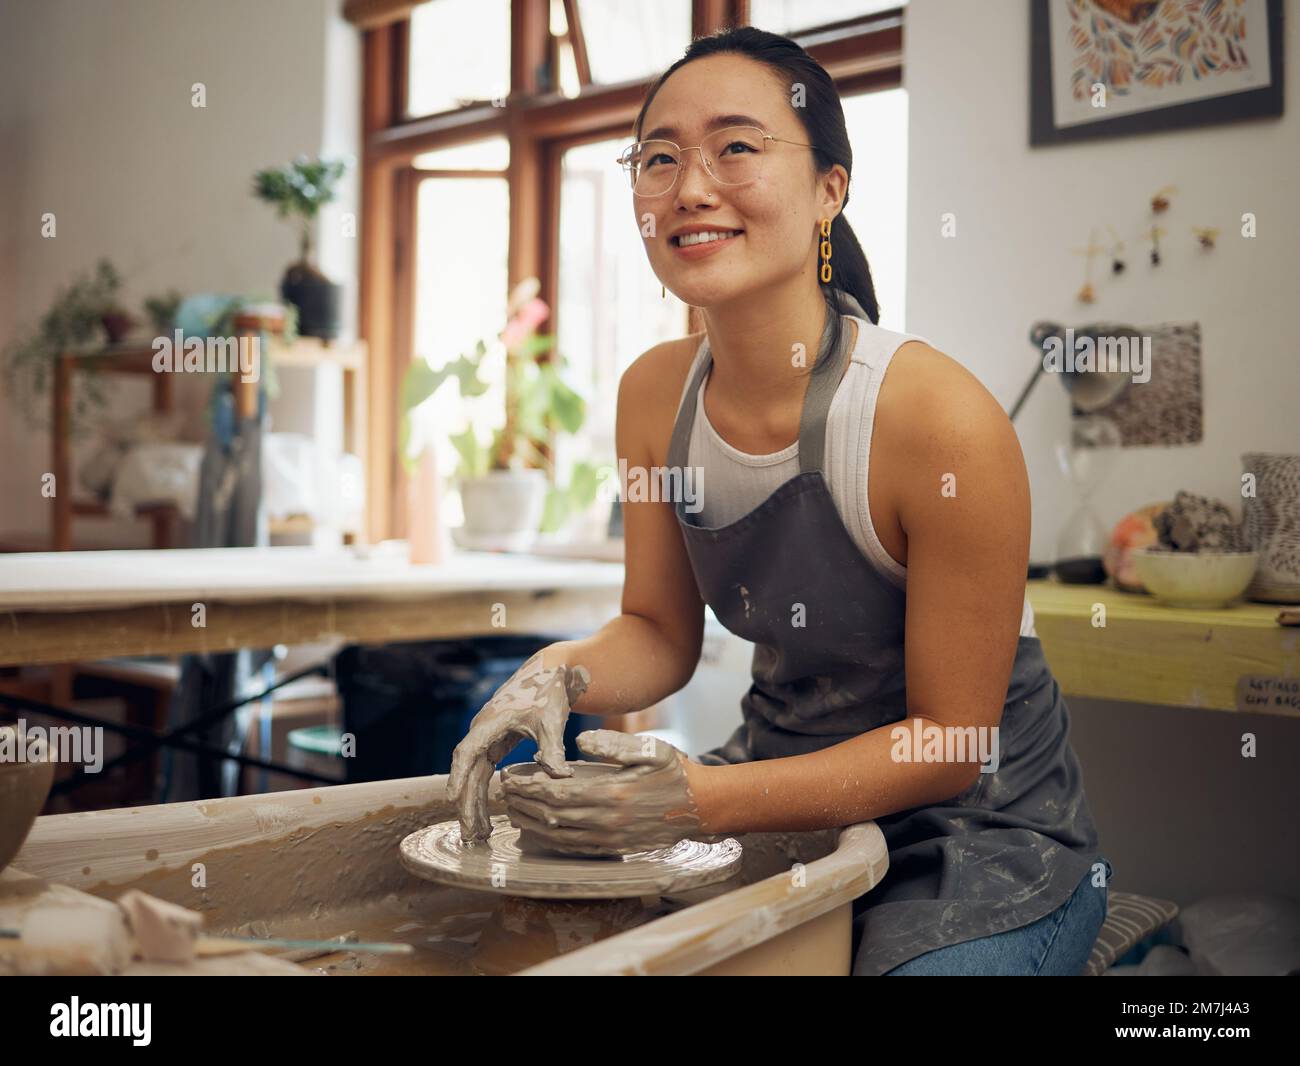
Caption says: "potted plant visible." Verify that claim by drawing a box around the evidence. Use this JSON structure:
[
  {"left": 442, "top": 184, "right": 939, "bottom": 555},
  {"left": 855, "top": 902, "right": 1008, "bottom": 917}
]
[
  {"left": 0, "top": 258, "right": 123, "bottom": 429},
  {"left": 400, "top": 279, "right": 602, "bottom": 551},
  {"left": 100, "top": 304, "right": 138, "bottom": 344},
  {"left": 143, "top": 289, "right": 183, "bottom": 335},
  {"left": 251, "top": 155, "right": 348, "bottom": 339}
]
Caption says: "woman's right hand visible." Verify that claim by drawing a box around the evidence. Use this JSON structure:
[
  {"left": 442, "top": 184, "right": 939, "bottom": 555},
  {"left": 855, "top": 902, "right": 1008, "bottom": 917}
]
[{"left": 446, "top": 651, "right": 591, "bottom": 843}]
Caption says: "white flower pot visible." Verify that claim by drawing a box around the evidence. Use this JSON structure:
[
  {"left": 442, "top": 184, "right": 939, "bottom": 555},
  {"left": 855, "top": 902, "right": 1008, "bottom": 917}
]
[{"left": 456, "top": 469, "right": 548, "bottom": 551}]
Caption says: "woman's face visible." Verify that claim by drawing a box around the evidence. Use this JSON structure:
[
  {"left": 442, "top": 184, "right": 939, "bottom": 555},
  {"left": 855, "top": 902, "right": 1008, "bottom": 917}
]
[{"left": 634, "top": 53, "right": 844, "bottom": 309}]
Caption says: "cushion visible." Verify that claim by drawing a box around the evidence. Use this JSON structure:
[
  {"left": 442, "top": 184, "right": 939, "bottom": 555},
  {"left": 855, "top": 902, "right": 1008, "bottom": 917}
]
[{"left": 1084, "top": 891, "right": 1180, "bottom": 976}]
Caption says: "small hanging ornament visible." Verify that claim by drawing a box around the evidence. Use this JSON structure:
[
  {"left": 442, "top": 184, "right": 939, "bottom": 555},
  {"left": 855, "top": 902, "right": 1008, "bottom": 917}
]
[
  {"left": 1106, "top": 224, "right": 1126, "bottom": 275},
  {"left": 1146, "top": 224, "right": 1165, "bottom": 266},
  {"left": 1072, "top": 228, "right": 1105, "bottom": 304},
  {"left": 1192, "top": 225, "right": 1219, "bottom": 250},
  {"left": 1150, "top": 185, "right": 1176, "bottom": 214}
]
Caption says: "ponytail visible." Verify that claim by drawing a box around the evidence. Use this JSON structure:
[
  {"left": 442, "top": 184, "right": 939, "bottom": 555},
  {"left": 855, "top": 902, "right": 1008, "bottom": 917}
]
[{"left": 815, "top": 213, "right": 879, "bottom": 375}]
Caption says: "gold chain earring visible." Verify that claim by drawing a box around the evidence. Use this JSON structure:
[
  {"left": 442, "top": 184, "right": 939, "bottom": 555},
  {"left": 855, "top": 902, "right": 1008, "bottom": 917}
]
[{"left": 819, "top": 218, "right": 833, "bottom": 284}]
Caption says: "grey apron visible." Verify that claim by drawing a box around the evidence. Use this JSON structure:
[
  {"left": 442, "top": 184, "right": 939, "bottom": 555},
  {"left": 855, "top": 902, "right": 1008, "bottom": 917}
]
[{"left": 665, "top": 302, "right": 1109, "bottom": 976}]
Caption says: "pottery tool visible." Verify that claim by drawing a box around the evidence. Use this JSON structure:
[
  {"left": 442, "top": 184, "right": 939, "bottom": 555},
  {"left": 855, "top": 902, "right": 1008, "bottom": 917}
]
[
  {"left": 0, "top": 929, "right": 409, "bottom": 952},
  {"left": 3, "top": 884, "right": 410, "bottom": 972},
  {"left": 271, "top": 929, "right": 359, "bottom": 963},
  {"left": 401, "top": 815, "right": 742, "bottom": 900},
  {"left": 0, "top": 927, "right": 411, "bottom": 959},
  {"left": 194, "top": 934, "right": 412, "bottom": 957}
]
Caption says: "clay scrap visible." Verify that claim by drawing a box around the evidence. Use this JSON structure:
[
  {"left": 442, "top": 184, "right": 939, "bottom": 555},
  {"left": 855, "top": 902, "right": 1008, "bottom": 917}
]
[
  {"left": 0, "top": 870, "right": 307, "bottom": 976},
  {"left": 117, "top": 888, "right": 204, "bottom": 964}
]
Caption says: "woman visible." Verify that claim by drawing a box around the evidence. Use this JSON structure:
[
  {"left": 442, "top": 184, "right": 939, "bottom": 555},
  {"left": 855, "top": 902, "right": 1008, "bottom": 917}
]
[{"left": 449, "top": 27, "right": 1110, "bottom": 976}]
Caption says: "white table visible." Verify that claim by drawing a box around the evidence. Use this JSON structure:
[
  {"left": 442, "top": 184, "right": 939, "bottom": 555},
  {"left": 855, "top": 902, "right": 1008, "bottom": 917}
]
[{"left": 0, "top": 547, "right": 625, "bottom": 666}]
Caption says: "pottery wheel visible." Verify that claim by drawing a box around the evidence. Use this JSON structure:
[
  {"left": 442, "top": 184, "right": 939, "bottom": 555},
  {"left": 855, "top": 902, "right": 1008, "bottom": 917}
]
[{"left": 400, "top": 816, "right": 743, "bottom": 900}]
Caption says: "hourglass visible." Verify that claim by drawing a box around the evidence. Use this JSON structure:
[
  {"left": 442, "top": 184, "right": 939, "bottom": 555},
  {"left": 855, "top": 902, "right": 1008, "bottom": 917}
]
[{"left": 1053, "top": 414, "right": 1122, "bottom": 584}]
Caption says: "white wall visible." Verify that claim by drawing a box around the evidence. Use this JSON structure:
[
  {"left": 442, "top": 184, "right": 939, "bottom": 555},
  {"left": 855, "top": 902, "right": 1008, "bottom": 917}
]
[
  {"left": 0, "top": 0, "right": 360, "bottom": 547},
  {"left": 903, "top": 0, "right": 1300, "bottom": 905},
  {"left": 904, "top": 0, "right": 1300, "bottom": 564}
]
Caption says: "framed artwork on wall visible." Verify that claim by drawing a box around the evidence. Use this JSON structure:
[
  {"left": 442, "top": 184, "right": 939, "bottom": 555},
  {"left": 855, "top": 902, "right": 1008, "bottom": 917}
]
[{"left": 1030, "top": 0, "right": 1284, "bottom": 146}]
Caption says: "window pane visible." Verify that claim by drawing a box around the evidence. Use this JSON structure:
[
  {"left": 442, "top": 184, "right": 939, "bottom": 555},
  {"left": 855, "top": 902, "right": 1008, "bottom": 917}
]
[
  {"left": 557, "top": 137, "right": 688, "bottom": 460},
  {"left": 841, "top": 88, "right": 908, "bottom": 331},
  {"left": 412, "top": 177, "right": 510, "bottom": 486},
  {"left": 408, "top": 0, "right": 510, "bottom": 116},
  {"left": 413, "top": 136, "right": 509, "bottom": 171},
  {"left": 749, "top": 0, "right": 902, "bottom": 34},
  {"left": 575, "top": 0, "right": 691, "bottom": 85},
  {"left": 557, "top": 35, "right": 582, "bottom": 98}
]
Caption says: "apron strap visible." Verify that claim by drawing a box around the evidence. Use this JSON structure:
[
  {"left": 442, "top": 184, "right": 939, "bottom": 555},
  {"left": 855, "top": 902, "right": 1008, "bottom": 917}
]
[
  {"left": 666, "top": 339, "right": 712, "bottom": 473},
  {"left": 665, "top": 299, "right": 853, "bottom": 478},
  {"left": 797, "top": 303, "right": 853, "bottom": 475}
]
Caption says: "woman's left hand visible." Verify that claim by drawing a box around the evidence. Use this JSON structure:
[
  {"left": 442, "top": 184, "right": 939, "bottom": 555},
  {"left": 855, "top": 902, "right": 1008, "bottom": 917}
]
[{"left": 502, "top": 730, "right": 703, "bottom": 855}]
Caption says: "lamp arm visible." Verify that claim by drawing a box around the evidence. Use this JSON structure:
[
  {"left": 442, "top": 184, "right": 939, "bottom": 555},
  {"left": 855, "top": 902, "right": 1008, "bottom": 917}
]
[{"left": 1008, "top": 361, "right": 1045, "bottom": 423}]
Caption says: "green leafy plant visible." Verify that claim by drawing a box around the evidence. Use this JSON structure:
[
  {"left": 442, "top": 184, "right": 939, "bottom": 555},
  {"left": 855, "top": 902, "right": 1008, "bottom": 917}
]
[
  {"left": 252, "top": 156, "right": 348, "bottom": 264},
  {"left": 399, "top": 279, "right": 603, "bottom": 534},
  {"left": 143, "top": 289, "right": 183, "bottom": 333},
  {"left": 0, "top": 258, "right": 122, "bottom": 428},
  {"left": 539, "top": 457, "right": 604, "bottom": 534},
  {"left": 399, "top": 342, "right": 490, "bottom": 472}
]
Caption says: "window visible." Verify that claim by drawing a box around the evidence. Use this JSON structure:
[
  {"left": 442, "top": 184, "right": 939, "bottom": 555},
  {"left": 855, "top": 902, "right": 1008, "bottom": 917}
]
[
  {"left": 357, "top": 1, "right": 905, "bottom": 539},
  {"left": 841, "top": 88, "right": 908, "bottom": 331},
  {"left": 411, "top": 136, "right": 510, "bottom": 481},
  {"left": 749, "top": 0, "right": 904, "bottom": 35},
  {"left": 407, "top": 0, "right": 511, "bottom": 116},
  {"left": 412, "top": 139, "right": 510, "bottom": 170},
  {"left": 557, "top": 136, "right": 688, "bottom": 458},
  {"left": 573, "top": 0, "right": 692, "bottom": 86}
]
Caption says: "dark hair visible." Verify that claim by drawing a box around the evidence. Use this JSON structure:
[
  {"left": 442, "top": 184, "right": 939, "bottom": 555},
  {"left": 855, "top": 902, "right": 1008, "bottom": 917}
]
[{"left": 635, "top": 26, "right": 881, "bottom": 369}]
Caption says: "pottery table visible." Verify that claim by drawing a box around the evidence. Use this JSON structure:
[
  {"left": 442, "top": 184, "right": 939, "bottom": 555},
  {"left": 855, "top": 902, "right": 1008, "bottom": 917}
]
[
  {"left": 11, "top": 776, "right": 889, "bottom": 975},
  {"left": 0, "top": 546, "right": 625, "bottom": 667}
]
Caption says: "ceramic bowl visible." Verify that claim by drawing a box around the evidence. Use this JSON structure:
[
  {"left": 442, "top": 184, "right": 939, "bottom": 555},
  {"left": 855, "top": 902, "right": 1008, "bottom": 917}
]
[
  {"left": 501, "top": 762, "right": 625, "bottom": 857},
  {"left": 1131, "top": 549, "right": 1259, "bottom": 609},
  {"left": 501, "top": 761, "right": 621, "bottom": 788},
  {"left": 0, "top": 725, "right": 55, "bottom": 874}
]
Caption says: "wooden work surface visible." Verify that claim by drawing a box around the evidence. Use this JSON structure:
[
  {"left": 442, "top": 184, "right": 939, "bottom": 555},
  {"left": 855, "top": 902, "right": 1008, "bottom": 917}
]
[
  {"left": 0, "top": 551, "right": 1293, "bottom": 714},
  {"left": 0, "top": 547, "right": 624, "bottom": 667},
  {"left": 1027, "top": 580, "right": 1299, "bottom": 716}
]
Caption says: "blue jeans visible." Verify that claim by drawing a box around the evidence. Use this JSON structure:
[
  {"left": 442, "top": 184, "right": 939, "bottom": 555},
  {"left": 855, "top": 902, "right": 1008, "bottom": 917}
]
[{"left": 883, "top": 860, "right": 1111, "bottom": 976}]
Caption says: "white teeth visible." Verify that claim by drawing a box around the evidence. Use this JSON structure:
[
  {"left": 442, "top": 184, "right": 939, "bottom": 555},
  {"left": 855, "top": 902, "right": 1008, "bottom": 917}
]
[{"left": 675, "top": 229, "right": 741, "bottom": 247}]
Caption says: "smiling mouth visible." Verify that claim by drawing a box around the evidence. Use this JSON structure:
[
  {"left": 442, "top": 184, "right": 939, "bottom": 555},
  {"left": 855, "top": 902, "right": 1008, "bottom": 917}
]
[{"left": 671, "top": 228, "right": 744, "bottom": 247}]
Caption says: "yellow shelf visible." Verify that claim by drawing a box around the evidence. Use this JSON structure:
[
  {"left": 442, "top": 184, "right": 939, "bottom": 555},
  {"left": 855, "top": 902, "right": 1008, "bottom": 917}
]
[{"left": 1027, "top": 580, "right": 1299, "bottom": 715}]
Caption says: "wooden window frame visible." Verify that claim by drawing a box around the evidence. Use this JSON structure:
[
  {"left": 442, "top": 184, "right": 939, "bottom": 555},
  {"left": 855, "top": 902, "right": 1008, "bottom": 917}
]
[{"left": 357, "top": 0, "right": 903, "bottom": 540}]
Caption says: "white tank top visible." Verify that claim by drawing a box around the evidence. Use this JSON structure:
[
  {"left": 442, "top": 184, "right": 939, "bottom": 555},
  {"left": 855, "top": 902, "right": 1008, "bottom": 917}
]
[{"left": 677, "top": 315, "right": 1038, "bottom": 638}]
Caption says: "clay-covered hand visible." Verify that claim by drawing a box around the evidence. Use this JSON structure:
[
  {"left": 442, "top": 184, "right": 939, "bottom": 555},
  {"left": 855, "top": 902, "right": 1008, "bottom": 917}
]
[
  {"left": 501, "top": 729, "right": 702, "bottom": 856},
  {"left": 448, "top": 652, "right": 590, "bottom": 844}
]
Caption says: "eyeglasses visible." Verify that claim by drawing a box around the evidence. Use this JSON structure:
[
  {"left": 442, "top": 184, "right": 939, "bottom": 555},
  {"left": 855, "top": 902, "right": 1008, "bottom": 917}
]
[{"left": 615, "top": 125, "right": 818, "bottom": 198}]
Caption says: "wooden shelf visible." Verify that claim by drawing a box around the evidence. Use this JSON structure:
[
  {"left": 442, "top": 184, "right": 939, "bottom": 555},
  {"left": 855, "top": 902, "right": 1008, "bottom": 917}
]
[
  {"left": 1027, "top": 579, "right": 1299, "bottom": 715},
  {"left": 72, "top": 500, "right": 175, "bottom": 518},
  {"left": 63, "top": 345, "right": 161, "bottom": 372},
  {"left": 269, "top": 336, "right": 366, "bottom": 369},
  {"left": 67, "top": 507, "right": 360, "bottom": 539},
  {"left": 51, "top": 322, "right": 368, "bottom": 551}
]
